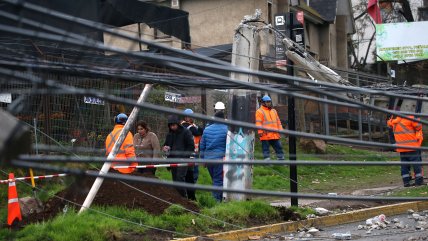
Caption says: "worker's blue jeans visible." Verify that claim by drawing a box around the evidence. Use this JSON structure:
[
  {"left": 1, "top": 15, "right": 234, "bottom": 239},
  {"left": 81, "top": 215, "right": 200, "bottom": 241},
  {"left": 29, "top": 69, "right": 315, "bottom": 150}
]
[
  {"left": 193, "top": 165, "right": 199, "bottom": 183},
  {"left": 400, "top": 151, "right": 423, "bottom": 186},
  {"left": 207, "top": 164, "right": 223, "bottom": 202},
  {"left": 261, "top": 139, "right": 284, "bottom": 160}
]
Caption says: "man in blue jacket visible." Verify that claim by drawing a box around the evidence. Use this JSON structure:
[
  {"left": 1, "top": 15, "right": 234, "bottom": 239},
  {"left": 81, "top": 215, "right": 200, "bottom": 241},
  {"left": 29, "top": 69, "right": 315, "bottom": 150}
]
[{"left": 200, "top": 111, "right": 228, "bottom": 202}]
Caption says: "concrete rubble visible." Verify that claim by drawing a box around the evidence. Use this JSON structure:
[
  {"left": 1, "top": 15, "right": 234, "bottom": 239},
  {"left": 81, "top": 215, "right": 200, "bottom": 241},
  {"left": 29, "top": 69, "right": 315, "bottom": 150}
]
[{"left": 260, "top": 209, "right": 428, "bottom": 240}]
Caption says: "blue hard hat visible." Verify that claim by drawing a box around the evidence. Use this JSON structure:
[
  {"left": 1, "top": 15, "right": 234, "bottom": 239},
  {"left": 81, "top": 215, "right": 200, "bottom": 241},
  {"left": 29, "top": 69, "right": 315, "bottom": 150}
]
[
  {"left": 183, "top": 108, "right": 193, "bottom": 115},
  {"left": 115, "top": 113, "right": 128, "bottom": 124},
  {"left": 261, "top": 95, "right": 272, "bottom": 102}
]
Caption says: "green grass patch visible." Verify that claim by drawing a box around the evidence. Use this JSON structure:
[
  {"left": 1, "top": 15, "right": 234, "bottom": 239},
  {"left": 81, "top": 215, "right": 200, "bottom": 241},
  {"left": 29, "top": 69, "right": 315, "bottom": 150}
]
[
  {"left": 288, "top": 206, "right": 316, "bottom": 218},
  {"left": 6, "top": 207, "right": 124, "bottom": 241},
  {"left": 0, "top": 143, "right": 412, "bottom": 240},
  {"left": 387, "top": 185, "right": 428, "bottom": 197},
  {"left": 252, "top": 143, "right": 401, "bottom": 193},
  {"left": 0, "top": 201, "right": 279, "bottom": 240}
]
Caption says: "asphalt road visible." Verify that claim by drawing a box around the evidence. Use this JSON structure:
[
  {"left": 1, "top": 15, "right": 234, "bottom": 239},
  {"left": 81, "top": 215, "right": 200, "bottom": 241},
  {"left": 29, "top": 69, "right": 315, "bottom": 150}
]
[{"left": 259, "top": 211, "right": 428, "bottom": 241}]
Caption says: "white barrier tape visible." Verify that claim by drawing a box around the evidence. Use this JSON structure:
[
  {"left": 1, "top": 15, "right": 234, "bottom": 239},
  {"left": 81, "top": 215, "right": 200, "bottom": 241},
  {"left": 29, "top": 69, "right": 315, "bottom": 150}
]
[
  {"left": 113, "top": 163, "right": 196, "bottom": 169},
  {"left": 0, "top": 173, "right": 67, "bottom": 184}
]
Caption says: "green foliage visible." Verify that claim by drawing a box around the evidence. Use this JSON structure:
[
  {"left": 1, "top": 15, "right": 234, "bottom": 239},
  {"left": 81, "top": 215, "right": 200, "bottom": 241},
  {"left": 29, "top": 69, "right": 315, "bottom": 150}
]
[
  {"left": 164, "top": 204, "right": 187, "bottom": 216},
  {"left": 288, "top": 206, "right": 316, "bottom": 217},
  {"left": 155, "top": 168, "right": 172, "bottom": 181},
  {"left": 253, "top": 165, "right": 290, "bottom": 191},
  {"left": 388, "top": 185, "right": 428, "bottom": 197},
  {"left": 202, "top": 200, "right": 279, "bottom": 225},
  {"left": 11, "top": 208, "right": 123, "bottom": 241},
  {"left": 194, "top": 167, "right": 212, "bottom": 185},
  {"left": 252, "top": 143, "right": 401, "bottom": 193},
  {"left": 196, "top": 192, "right": 217, "bottom": 209}
]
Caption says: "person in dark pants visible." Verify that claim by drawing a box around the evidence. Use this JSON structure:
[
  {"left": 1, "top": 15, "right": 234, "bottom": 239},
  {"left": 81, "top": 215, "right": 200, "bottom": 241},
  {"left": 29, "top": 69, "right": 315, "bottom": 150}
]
[
  {"left": 163, "top": 115, "right": 196, "bottom": 200},
  {"left": 255, "top": 95, "right": 285, "bottom": 160},
  {"left": 388, "top": 115, "right": 424, "bottom": 187},
  {"left": 181, "top": 108, "right": 204, "bottom": 183},
  {"left": 200, "top": 110, "right": 228, "bottom": 202}
]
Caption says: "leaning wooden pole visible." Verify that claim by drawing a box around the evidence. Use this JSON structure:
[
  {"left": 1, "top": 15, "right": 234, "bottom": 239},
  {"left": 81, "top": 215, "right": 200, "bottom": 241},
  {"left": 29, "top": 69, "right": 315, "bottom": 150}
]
[{"left": 79, "top": 84, "right": 152, "bottom": 214}]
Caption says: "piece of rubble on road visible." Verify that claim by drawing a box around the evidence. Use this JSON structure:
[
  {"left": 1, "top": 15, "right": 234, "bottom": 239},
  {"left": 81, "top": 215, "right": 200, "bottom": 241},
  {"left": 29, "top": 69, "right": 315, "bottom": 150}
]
[
  {"left": 315, "top": 207, "right": 329, "bottom": 215},
  {"left": 332, "top": 232, "right": 352, "bottom": 240},
  {"left": 307, "top": 227, "right": 320, "bottom": 234}
]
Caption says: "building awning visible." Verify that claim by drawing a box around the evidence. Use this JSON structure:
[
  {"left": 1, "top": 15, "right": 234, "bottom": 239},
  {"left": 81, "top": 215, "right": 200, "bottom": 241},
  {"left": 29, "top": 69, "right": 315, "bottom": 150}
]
[
  {"left": 192, "top": 44, "right": 232, "bottom": 59},
  {"left": 0, "top": 0, "right": 190, "bottom": 43},
  {"left": 100, "top": 0, "right": 190, "bottom": 43}
]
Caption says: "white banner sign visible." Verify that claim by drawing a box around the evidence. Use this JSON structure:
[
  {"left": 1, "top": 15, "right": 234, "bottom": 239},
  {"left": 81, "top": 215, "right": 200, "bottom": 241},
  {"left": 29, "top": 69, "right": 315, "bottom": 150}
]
[
  {"left": 84, "top": 96, "right": 105, "bottom": 105},
  {"left": 376, "top": 21, "right": 428, "bottom": 61},
  {"left": 164, "top": 92, "right": 182, "bottom": 103},
  {"left": 0, "top": 93, "right": 12, "bottom": 103}
]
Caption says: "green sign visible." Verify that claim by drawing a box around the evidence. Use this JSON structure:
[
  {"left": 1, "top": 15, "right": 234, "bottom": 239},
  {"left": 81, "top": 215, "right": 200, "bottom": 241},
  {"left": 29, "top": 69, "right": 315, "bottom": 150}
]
[{"left": 376, "top": 21, "right": 428, "bottom": 61}]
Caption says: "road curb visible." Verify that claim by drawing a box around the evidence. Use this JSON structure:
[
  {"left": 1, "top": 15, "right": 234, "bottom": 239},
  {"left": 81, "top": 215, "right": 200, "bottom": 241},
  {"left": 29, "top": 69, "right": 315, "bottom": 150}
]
[{"left": 173, "top": 201, "right": 428, "bottom": 241}]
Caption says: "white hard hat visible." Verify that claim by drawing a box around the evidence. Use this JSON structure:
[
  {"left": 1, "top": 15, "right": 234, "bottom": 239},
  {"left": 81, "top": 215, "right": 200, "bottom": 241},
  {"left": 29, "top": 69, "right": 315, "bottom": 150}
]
[{"left": 214, "top": 101, "right": 225, "bottom": 110}]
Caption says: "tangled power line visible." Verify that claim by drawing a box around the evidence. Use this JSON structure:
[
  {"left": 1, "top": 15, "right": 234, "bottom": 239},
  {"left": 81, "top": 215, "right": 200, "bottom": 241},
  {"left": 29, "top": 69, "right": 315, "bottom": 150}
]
[{"left": 1, "top": 0, "right": 428, "bottom": 239}]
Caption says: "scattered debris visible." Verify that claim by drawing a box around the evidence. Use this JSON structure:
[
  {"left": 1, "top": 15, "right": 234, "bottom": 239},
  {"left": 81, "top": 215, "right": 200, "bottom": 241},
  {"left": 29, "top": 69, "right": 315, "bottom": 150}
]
[
  {"left": 307, "top": 227, "right": 320, "bottom": 235},
  {"left": 19, "top": 196, "right": 43, "bottom": 217},
  {"left": 332, "top": 232, "right": 352, "bottom": 240},
  {"left": 394, "top": 222, "right": 406, "bottom": 229},
  {"left": 278, "top": 235, "right": 294, "bottom": 240},
  {"left": 315, "top": 207, "right": 330, "bottom": 216},
  {"left": 299, "top": 138, "right": 326, "bottom": 154},
  {"left": 365, "top": 214, "right": 386, "bottom": 225}
]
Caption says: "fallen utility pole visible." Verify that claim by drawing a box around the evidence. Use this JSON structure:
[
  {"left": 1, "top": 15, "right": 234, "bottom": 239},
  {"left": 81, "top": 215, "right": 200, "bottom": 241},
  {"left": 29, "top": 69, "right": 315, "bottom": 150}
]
[{"left": 79, "top": 84, "right": 152, "bottom": 214}]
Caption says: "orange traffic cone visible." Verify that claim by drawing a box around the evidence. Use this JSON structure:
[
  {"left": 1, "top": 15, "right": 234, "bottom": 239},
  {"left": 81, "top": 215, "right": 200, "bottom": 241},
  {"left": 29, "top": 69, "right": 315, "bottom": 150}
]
[{"left": 7, "top": 173, "right": 22, "bottom": 226}]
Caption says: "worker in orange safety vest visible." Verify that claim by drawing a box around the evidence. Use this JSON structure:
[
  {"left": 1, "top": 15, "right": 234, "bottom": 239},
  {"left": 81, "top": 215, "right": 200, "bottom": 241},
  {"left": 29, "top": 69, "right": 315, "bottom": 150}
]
[
  {"left": 387, "top": 115, "right": 424, "bottom": 187},
  {"left": 105, "top": 113, "right": 137, "bottom": 174},
  {"left": 255, "top": 95, "right": 285, "bottom": 160}
]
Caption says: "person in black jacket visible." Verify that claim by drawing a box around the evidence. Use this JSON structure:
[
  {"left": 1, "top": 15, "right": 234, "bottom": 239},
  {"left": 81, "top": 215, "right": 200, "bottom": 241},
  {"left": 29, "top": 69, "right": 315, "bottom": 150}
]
[
  {"left": 181, "top": 109, "right": 204, "bottom": 184},
  {"left": 163, "top": 115, "right": 196, "bottom": 200}
]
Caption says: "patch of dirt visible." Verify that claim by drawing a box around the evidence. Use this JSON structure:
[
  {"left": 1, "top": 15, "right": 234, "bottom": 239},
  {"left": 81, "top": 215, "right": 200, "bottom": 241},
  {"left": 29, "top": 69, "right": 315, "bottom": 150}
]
[
  {"left": 18, "top": 171, "right": 199, "bottom": 226},
  {"left": 276, "top": 206, "right": 302, "bottom": 221}
]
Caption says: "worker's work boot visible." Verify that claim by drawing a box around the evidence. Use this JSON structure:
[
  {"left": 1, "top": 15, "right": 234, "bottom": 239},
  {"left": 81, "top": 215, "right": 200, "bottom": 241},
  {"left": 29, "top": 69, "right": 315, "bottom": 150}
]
[
  {"left": 415, "top": 177, "right": 425, "bottom": 186},
  {"left": 403, "top": 176, "right": 411, "bottom": 187}
]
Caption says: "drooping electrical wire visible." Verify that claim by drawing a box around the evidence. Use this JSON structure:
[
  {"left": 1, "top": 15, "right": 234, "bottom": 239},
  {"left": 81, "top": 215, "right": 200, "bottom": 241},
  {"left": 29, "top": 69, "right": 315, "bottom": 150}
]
[
  {"left": 1, "top": 3, "right": 427, "bottom": 105},
  {"left": 16, "top": 154, "right": 428, "bottom": 167},
  {"left": 11, "top": 160, "right": 428, "bottom": 202}
]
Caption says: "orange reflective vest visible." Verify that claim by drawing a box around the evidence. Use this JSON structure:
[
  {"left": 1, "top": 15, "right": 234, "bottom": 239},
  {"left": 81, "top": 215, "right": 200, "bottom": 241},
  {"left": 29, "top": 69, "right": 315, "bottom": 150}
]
[
  {"left": 387, "top": 115, "right": 422, "bottom": 152},
  {"left": 105, "top": 124, "right": 137, "bottom": 173},
  {"left": 193, "top": 135, "right": 202, "bottom": 153},
  {"left": 255, "top": 106, "right": 283, "bottom": 141}
]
